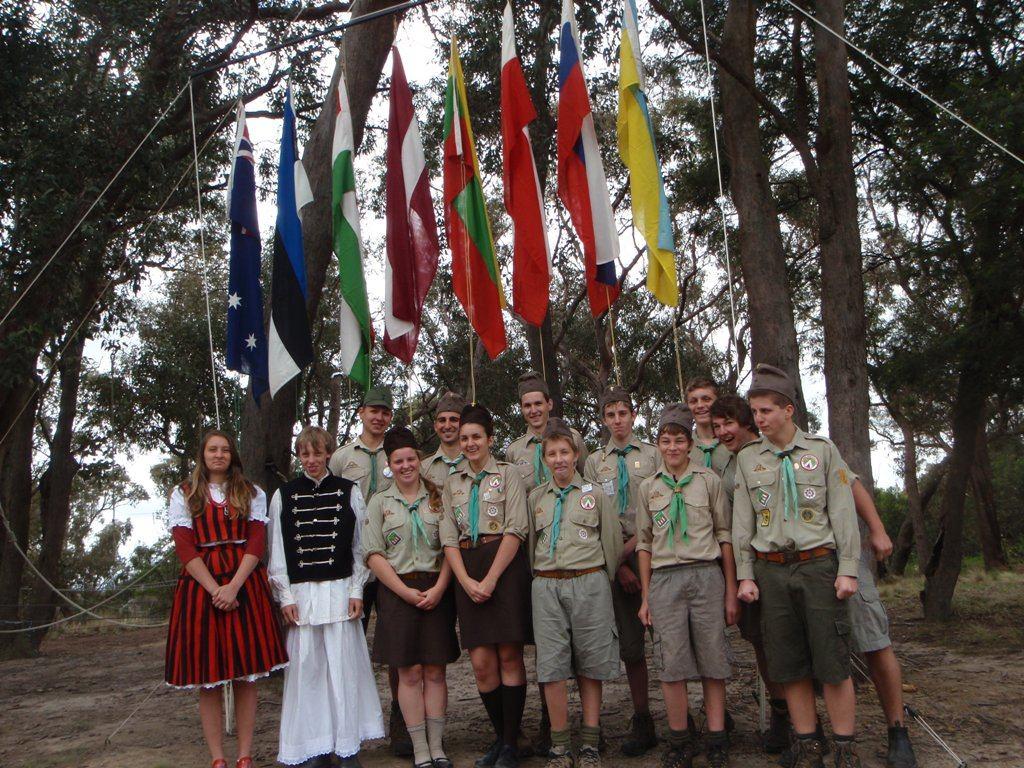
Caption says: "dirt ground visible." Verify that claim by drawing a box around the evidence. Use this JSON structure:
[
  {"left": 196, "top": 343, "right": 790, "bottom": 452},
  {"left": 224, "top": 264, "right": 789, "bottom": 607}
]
[{"left": 3, "top": 574, "right": 1024, "bottom": 768}]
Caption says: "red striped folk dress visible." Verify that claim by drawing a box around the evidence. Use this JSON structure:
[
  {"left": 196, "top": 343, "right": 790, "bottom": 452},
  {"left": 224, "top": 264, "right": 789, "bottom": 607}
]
[{"left": 165, "top": 491, "right": 288, "bottom": 688}]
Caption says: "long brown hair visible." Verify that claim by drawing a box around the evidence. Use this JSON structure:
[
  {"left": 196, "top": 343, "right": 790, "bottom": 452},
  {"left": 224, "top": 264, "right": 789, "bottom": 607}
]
[
  {"left": 422, "top": 474, "right": 443, "bottom": 513},
  {"left": 183, "top": 429, "right": 256, "bottom": 518}
]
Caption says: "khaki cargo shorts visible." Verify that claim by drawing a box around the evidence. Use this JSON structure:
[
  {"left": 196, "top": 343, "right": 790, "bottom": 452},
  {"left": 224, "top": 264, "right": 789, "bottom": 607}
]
[
  {"left": 753, "top": 553, "right": 852, "bottom": 685},
  {"left": 848, "top": 547, "right": 892, "bottom": 653},
  {"left": 532, "top": 570, "right": 620, "bottom": 683},
  {"left": 648, "top": 562, "right": 731, "bottom": 682}
]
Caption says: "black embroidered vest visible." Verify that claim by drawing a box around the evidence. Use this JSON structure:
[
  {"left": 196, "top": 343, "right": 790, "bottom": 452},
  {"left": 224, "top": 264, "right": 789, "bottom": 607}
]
[{"left": 279, "top": 472, "right": 356, "bottom": 584}]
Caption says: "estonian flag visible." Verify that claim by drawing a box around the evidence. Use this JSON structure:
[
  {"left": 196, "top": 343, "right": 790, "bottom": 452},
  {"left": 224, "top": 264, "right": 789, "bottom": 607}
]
[
  {"left": 225, "top": 102, "right": 269, "bottom": 401},
  {"left": 268, "top": 85, "right": 314, "bottom": 398}
]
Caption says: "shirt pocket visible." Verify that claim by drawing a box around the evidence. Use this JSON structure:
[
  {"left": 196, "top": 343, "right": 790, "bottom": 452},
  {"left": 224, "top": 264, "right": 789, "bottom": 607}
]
[
  {"left": 419, "top": 509, "right": 443, "bottom": 548},
  {"left": 597, "top": 465, "right": 617, "bottom": 497},
  {"left": 795, "top": 471, "right": 828, "bottom": 522},
  {"left": 746, "top": 471, "right": 777, "bottom": 510},
  {"left": 381, "top": 509, "right": 408, "bottom": 555},
  {"left": 647, "top": 492, "right": 673, "bottom": 542},
  {"left": 479, "top": 487, "right": 507, "bottom": 534}
]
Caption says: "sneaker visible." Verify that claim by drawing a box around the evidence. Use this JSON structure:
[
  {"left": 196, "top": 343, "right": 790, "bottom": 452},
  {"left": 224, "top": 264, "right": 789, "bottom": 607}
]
[
  {"left": 389, "top": 703, "right": 413, "bottom": 758},
  {"left": 544, "top": 748, "right": 574, "bottom": 768},
  {"left": 791, "top": 737, "right": 825, "bottom": 768},
  {"left": 475, "top": 740, "right": 503, "bottom": 768},
  {"left": 577, "top": 745, "right": 600, "bottom": 768},
  {"left": 621, "top": 712, "right": 658, "bottom": 756},
  {"left": 494, "top": 744, "right": 520, "bottom": 768},
  {"left": 764, "top": 702, "right": 791, "bottom": 754},
  {"left": 832, "top": 740, "right": 861, "bottom": 768},
  {"left": 886, "top": 726, "right": 917, "bottom": 768}
]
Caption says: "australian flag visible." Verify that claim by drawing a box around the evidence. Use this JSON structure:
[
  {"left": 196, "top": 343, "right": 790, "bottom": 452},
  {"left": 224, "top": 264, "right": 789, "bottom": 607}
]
[{"left": 225, "top": 102, "right": 269, "bottom": 401}]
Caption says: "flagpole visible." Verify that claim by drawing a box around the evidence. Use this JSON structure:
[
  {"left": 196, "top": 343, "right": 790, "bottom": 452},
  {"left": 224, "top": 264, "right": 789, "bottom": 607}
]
[
  {"left": 538, "top": 326, "right": 547, "bottom": 384},
  {"left": 604, "top": 285, "right": 621, "bottom": 386},
  {"left": 672, "top": 315, "right": 685, "bottom": 402}
]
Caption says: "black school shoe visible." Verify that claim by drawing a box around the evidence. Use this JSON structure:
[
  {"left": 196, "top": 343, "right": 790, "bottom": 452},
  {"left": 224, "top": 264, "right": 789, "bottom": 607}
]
[
  {"left": 475, "top": 740, "right": 503, "bottom": 768},
  {"left": 494, "top": 744, "right": 519, "bottom": 768},
  {"left": 886, "top": 726, "right": 917, "bottom": 768}
]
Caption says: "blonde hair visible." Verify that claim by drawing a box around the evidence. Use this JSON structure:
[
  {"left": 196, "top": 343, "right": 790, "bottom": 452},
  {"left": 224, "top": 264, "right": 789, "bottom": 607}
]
[
  {"left": 183, "top": 430, "right": 255, "bottom": 519},
  {"left": 295, "top": 425, "right": 337, "bottom": 455}
]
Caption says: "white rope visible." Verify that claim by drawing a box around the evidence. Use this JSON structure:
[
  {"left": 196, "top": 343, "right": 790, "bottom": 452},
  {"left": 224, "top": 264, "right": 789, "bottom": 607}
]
[
  {"left": 782, "top": 0, "right": 1024, "bottom": 169},
  {"left": 188, "top": 80, "right": 223, "bottom": 429},
  {"left": 697, "top": 0, "right": 740, "bottom": 367},
  {"left": 0, "top": 501, "right": 172, "bottom": 633},
  {"left": 0, "top": 81, "right": 191, "bottom": 329},
  {"left": 104, "top": 680, "right": 165, "bottom": 745}
]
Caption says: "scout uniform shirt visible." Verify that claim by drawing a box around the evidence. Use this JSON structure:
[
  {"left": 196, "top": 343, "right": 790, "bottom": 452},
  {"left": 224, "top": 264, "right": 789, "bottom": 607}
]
[
  {"left": 635, "top": 463, "right": 731, "bottom": 569},
  {"left": 583, "top": 434, "right": 660, "bottom": 540},
  {"left": 439, "top": 456, "right": 529, "bottom": 547},
  {"left": 362, "top": 482, "right": 445, "bottom": 574},
  {"left": 328, "top": 435, "right": 392, "bottom": 502},
  {"left": 506, "top": 425, "right": 590, "bottom": 492},
  {"left": 731, "top": 429, "right": 860, "bottom": 582},
  {"left": 690, "top": 436, "right": 732, "bottom": 476},
  {"left": 421, "top": 447, "right": 468, "bottom": 489},
  {"left": 527, "top": 474, "right": 623, "bottom": 581}
]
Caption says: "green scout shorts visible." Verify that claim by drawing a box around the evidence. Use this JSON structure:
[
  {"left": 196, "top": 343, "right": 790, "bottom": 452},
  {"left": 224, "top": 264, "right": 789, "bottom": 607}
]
[
  {"left": 737, "top": 599, "right": 762, "bottom": 645},
  {"left": 611, "top": 552, "right": 646, "bottom": 664},
  {"left": 532, "top": 570, "right": 619, "bottom": 684},
  {"left": 753, "top": 553, "right": 852, "bottom": 685},
  {"left": 848, "top": 547, "right": 892, "bottom": 653},
  {"left": 648, "top": 562, "right": 731, "bottom": 682}
]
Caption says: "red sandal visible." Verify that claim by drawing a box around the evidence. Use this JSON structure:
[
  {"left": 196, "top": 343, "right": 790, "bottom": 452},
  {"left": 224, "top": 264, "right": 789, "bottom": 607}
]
[
  {"left": 235, "top": 758, "right": 254, "bottom": 768},
  {"left": 211, "top": 761, "right": 228, "bottom": 768}
]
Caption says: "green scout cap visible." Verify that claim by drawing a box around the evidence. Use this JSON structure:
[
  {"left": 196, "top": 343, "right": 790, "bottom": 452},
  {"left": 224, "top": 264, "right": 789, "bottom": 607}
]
[
  {"left": 598, "top": 385, "right": 632, "bottom": 413},
  {"left": 517, "top": 371, "right": 550, "bottom": 400},
  {"left": 434, "top": 391, "right": 466, "bottom": 419},
  {"left": 749, "top": 363, "right": 797, "bottom": 406},
  {"left": 542, "top": 417, "right": 574, "bottom": 442},
  {"left": 362, "top": 386, "right": 393, "bottom": 410},
  {"left": 383, "top": 426, "right": 419, "bottom": 457},
  {"left": 658, "top": 402, "right": 693, "bottom": 433}
]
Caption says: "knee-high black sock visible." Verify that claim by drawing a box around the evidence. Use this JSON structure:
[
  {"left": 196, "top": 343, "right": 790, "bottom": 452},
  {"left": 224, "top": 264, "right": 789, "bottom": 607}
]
[
  {"left": 479, "top": 686, "right": 505, "bottom": 740},
  {"left": 501, "top": 684, "right": 527, "bottom": 749}
]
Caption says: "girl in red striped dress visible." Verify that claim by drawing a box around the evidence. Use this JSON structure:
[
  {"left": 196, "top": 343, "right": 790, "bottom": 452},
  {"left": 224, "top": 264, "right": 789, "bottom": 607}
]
[{"left": 165, "top": 430, "right": 288, "bottom": 768}]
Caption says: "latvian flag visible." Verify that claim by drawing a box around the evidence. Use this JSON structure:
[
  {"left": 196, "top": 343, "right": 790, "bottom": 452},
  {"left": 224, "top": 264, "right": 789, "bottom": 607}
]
[
  {"left": 557, "top": 0, "right": 620, "bottom": 317},
  {"left": 268, "top": 85, "right": 315, "bottom": 398}
]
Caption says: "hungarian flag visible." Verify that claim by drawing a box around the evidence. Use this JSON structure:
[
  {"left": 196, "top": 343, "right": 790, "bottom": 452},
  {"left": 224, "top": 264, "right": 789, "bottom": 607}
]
[
  {"left": 332, "top": 71, "right": 373, "bottom": 389},
  {"left": 268, "top": 84, "right": 314, "bottom": 398},
  {"left": 619, "top": 0, "right": 677, "bottom": 307},
  {"left": 384, "top": 47, "right": 439, "bottom": 364},
  {"left": 225, "top": 102, "right": 269, "bottom": 401},
  {"left": 445, "top": 37, "right": 507, "bottom": 359},
  {"left": 557, "top": 0, "right": 620, "bottom": 317},
  {"left": 501, "top": 1, "right": 551, "bottom": 328}
]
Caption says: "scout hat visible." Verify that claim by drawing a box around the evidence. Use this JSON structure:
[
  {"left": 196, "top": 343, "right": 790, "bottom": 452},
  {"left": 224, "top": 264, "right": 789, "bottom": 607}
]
[
  {"left": 383, "top": 426, "right": 419, "bottom": 457},
  {"left": 517, "top": 371, "right": 550, "bottom": 400},
  {"left": 362, "top": 386, "right": 394, "bottom": 410},
  {"left": 434, "top": 391, "right": 466, "bottom": 419},
  {"left": 542, "top": 416, "right": 574, "bottom": 442},
  {"left": 598, "top": 385, "right": 632, "bottom": 413},
  {"left": 749, "top": 363, "right": 798, "bottom": 406},
  {"left": 657, "top": 402, "right": 693, "bottom": 433}
]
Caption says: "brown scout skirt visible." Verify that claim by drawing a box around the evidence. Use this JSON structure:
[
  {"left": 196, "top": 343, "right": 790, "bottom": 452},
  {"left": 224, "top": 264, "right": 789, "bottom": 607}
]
[
  {"left": 372, "top": 571, "right": 460, "bottom": 667},
  {"left": 454, "top": 537, "right": 534, "bottom": 649}
]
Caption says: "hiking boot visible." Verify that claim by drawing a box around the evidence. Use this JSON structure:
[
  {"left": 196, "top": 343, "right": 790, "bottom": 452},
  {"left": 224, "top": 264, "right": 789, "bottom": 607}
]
[
  {"left": 832, "top": 739, "right": 861, "bottom": 768},
  {"left": 886, "top": 726, "right": 917, "bottom": 768},
  {"left": 659, "top": 741, "right": 696, "bottom": 768},
  {"left": 475, "top": 740, "right": 502, "bottom": 768},
  {"left": 389, "top": 702, "right": 413, "bottom": 757},
  {"left": 790, "top": 737, "right": 825, "bottom": 768},
  {"left": 780, "top": 721, "right": 829, "bottom": 767},
  {"left": 706, "top": 732, "right": 730, "bottom": 768},
  {"left": 621, "top": 712, "right": 658, "bottom": 756},
  {"left": 494, "top": 744, "right": 519, "bottom": 768},
  {"left": 577, "top": 745, "right": 601, "bottom": 768},
  {"left": 544, "top": 748, "right": 574, "bottom": 768},
  {"left": 764, "top": 701, "right": 791, "bottom": 754}
]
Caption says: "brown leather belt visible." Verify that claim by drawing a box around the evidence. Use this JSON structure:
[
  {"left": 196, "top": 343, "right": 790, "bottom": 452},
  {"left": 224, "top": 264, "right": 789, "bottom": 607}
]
[
  {"left": 535, "top": 566, "right": 603, "bottom": 579},
  {"left": 458, "top": 534, "right": 503, "bottom": 549},
  {"left": 755, "top": 546, "right": 834, "bottom": 565}
]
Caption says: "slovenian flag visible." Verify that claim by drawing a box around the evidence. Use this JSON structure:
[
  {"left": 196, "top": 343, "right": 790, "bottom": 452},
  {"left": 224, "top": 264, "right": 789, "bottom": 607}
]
[
  {"left": 225, "top": 102, "right": 269, "bottom": 401},
  {"left": 268, "top": 84, "right": 314, "bottom": 398},
  {"left": 445, "top": 36, "right": 507, "bottom": 359},
  {"left": 332, "top": 71, "right": 373, "bottom": 390},
  {"left": 501, "top": 1, "right": 551, "bottom": 328},
  {"left": 557, "top": 0, "right": 620, "bottom": 317},
  {"left": 619, "top": 0, "right": 677, "bottom": 307}
]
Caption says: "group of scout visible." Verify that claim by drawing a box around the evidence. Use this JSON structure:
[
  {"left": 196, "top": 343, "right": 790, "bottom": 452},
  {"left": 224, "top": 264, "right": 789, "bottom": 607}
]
[{"left": 281, "top": 364, "right": 918, "bottom": 768}]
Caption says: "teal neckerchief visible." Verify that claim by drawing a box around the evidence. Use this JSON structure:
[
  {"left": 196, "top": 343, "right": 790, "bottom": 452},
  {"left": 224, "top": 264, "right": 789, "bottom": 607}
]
[
  {"left": 660, "top": 473, "right": 693, "bottom": 542},
  {"left": 441, "top": 453, "right": 464, "bottom": 475},
  {"left": 699, "top": 440, "right": 719, "bottom": 468},
  {"left": 357, "top": 444, "right": 381, "bottom": 497},
  {"left": 530, "top": 437, "right": 550, "bottom": 486},
  {"left": 774, "top": 449, "right": 798, "bottom": 521},
  {"left": 549, "top": 485, "right": 573, "bottom": 556},
  {"left": 397, "top": 494, "right": 428, "bottom": 550},
  {"left": 468, "top": 470, "right": 488, "bottom": 543},
  {"left": 612, "top": 445, "right": 635, "bottom": 516}
]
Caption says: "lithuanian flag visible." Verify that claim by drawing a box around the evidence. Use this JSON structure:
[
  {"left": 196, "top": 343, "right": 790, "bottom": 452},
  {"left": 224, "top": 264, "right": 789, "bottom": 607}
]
[{"left": 444, "top": 37, "right": 507, "bottom": 359}]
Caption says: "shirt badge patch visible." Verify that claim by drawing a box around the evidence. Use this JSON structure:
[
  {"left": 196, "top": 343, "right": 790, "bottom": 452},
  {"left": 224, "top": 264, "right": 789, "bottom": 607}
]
[
  {"left": 838, "top": 469, "right": 849, "bottom": 485},
  {"left": 802, "top": 487, "right": 816, "bottom": 500},
  {"left": 653, "top": 510, "right": 669, "bottom": 528},
  {"left": 799, "top": 454, "right": 819, "bottom": 471},
  {"left": 534, "top": 507, "right": 544, "bottom": 516},
  {"left": 651, "top": 490, "right": 665, "bottom": 501},
  {"left": 753, "top": 463, "right": 768, "bottom": 472},
  {"left": 488, "top": 520, "right": 500, "bottom": 532},
  {"left": 345, "top": 461, "right": 359, "bottom": 470},
  {"left": 579, "top": 494, "right": 596, "bottom": 510},
  {"left": 634, "top": 460, "right": 641, "bottom": 469},
  {"left": 800, "top": 508, "right": 815, "bottom": 522},
  {"left": 482, "top": 492, "right": 492, "bottom": 502},
  {"left": 602, "top": 480, "right": 615, "bottom": 496},
  {"left": 759, "top": 508, "right": 771, "bottom": 527},
  {"left": 454, "top": 507, "right": 465, "bottom": 523},
  {"left": 487, "top": 505, "right": 500, "bottom": 517},
  {"left": 489, "top": 476, "right": 502, "bottom": 489},
  {"left": 385, "top": 530, "right": 402, "bottom": 546},
  {"left": 382, "top": 466, "right": 393, "bottom": 478},
  {"left": 582, "top": 483, "right": 593, "bottom": 493},
  {"left": 757, "top": 489, "right": 772, "bottom": 507},
  {"left": 578, "top": 528, "right": 589, "bottom": 540}
]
